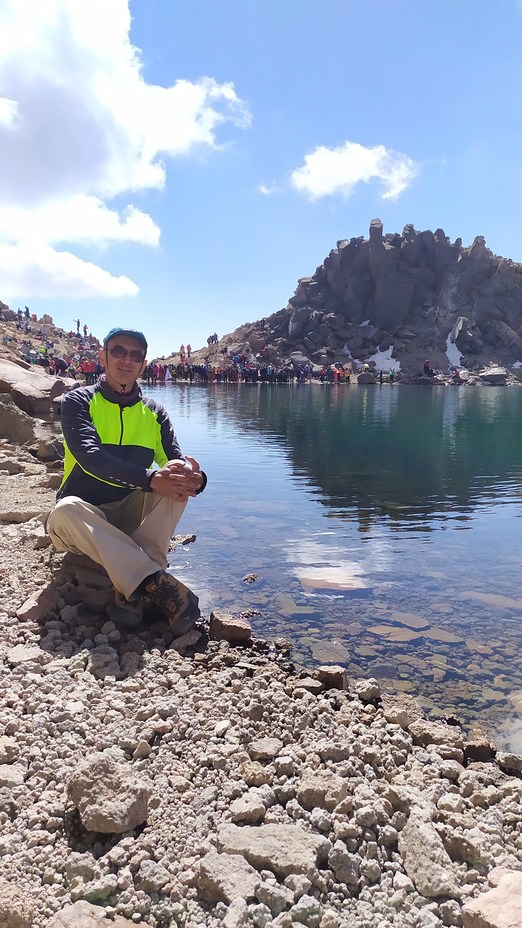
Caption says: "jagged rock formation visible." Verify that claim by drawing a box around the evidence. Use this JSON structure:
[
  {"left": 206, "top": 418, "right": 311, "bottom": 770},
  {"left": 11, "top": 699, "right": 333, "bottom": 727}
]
[{"left": 196, "top": 220, "right": 522, "bottom": 375}]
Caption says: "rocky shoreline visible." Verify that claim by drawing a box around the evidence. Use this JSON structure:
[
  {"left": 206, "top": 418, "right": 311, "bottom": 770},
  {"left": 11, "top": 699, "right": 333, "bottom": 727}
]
[{"left": 0, "top": 398, "right": 519, "bottom": 926}]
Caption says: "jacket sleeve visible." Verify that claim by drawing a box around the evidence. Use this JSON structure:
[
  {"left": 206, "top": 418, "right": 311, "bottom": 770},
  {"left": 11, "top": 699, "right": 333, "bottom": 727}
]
[
  {"left": 154, "top": 401, "right": 207, "bottom": 493},
  {"left": 61, "top": 389, "right": 156, "bottom": 492},
  {"left": 154, "top": 402, "right": 184, "bottom": 466}
]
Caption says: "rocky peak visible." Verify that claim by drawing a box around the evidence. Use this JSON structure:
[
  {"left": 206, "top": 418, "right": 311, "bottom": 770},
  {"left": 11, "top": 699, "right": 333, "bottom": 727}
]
[{"left": 194, "top": 220, "right": 522, "bottom": 376}]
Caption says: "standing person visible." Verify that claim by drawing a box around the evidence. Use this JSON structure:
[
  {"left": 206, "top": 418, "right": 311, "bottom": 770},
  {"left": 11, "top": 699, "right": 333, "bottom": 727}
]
[
  {"left": 46, "top": 327, "right": 206, "bottom": 633},
  {"left": 73, "top": 318, "right": 81, "bottom": 335}
]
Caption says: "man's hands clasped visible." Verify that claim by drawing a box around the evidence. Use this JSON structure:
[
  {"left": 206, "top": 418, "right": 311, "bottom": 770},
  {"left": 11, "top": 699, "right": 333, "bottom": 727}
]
[{"left": 150, "top": 456, "right": 203, "bottom": 501}]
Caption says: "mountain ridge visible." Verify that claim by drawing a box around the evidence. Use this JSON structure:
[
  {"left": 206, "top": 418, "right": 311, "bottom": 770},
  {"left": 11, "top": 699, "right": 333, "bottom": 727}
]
[{"left": 187, "top": 219, "right": 522, "bottom": 376}]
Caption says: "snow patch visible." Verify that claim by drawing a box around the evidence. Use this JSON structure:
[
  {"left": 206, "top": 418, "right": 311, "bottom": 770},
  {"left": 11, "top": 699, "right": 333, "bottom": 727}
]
[
  {"left": 446, "top": 317, "right": 465, "bottom": 367},
  {"left": 365, "top": 346, "right": 400, "bottom": 372}
]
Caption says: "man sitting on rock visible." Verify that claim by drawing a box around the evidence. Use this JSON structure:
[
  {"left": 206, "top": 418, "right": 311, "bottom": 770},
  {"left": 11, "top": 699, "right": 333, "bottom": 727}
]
[{"left": 47, "top": 327, "right": 206, "bottom": 633}]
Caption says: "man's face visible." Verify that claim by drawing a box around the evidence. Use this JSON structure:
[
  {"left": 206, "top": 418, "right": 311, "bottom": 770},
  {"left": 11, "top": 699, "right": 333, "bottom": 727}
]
[{"left": 99, "top": 334, "right": 147, "bottom": 393}]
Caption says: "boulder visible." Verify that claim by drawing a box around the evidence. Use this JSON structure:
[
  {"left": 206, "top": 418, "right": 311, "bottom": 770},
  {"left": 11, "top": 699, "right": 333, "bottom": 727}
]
[
  {"left": 36, "top": 435, "right": 64, "bottom": 461},
  {"left": 198, "top": 850, "right": 261, "bottom": 902},
  {"left": 48, "top": 902, "right": 136, "bottom": 927},
  {"left": 217, "top": 823, "right": 329, "bottom": 877},
  {"left": 210, "top": 611, "right": 252, "bottom": 643},
  {"left": 478, "top": 366, "right": 508, "bottom": 385},
  {"left": 0, "top": 877, "right": 35, "bottom": 927},
  {"left": 67, "top": 752, "right": 153, "bottom": 833},
  {"left": 0, "top": 393, "right": 35, "bottom": 443},
  {"left": 463, "top": 869, "right": 522, "bottom": 927},
  {"left": 0, "top": 358, "right": 68, "bottom": 416},
  {"left": 398, "top": 812, "right": 457, "bottom": 898}
]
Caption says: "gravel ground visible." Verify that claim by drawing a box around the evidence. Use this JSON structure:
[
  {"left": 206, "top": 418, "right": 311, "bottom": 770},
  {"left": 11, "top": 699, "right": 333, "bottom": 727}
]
[{"left": 0, "top": 436, "right": 521, "bottom": 928}]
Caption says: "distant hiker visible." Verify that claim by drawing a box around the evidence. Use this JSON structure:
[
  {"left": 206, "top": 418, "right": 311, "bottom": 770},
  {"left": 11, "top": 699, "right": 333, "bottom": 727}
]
[
  {"left": 83, "top": 324, "right": 88, "bottom": 338},
  {"left": 73, "top": 318, "right": 80, "bottom": 335}
]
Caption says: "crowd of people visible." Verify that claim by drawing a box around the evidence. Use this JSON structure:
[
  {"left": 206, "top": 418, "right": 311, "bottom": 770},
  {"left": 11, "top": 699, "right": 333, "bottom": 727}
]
[
  {"left": 1, "top": 309, "right": 379, "bottom": 386},
  {"left": 1, "top": 307, "right": 99, "bottom": 380},
  {"left": 142, "top": 357, "right": 356, "bottom": 385}
]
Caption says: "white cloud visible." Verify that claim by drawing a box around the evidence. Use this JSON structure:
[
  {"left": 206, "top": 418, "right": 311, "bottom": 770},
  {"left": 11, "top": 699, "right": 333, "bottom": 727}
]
[
  {"left": 0, "top": 0, "right": 250, "bottom": 299},
  {"left": 291, "top": 141, "right": 418, "bottom": 201},
  {"left": 0, "top": 244, "right": 138, "bottom": 298},
  {"left": 258, "top": 183, "right": 279, "bottom": 196},
  {"left": 0, "top": 97, "right": 19, "bottom": 129}
]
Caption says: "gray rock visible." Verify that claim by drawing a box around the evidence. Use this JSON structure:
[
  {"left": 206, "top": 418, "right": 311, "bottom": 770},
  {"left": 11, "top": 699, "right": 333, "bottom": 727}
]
[
  {"left": 256, "top": 881, "right": 293, "bottom": 914},
  {"left": 198, "top": 851, "right": 260, "bottom": 902},
  {"left": 135, "top": 859, "right": 171, "bottom": 891},
  {"left": 399, "top": 813, "right": 457, "bottom": 898},
  {"left": 0, "top": 358, "right": 68, "bottom": 416},
  {"left": 210, "top": 610, "right": 252, "bottom": 642},
  {"left": 249, "top": 737, "right": 283, "bottom": 762},
  {"left": 223, "top": 898, "right": 250, "bottom": 928},
  {"left": 496, "top": 751, "right": 522, "bottom": 775},
  {"left": 36, "top": 435, "right": 63, "bottom": 461},
  {"left": 0, "top": 877, "right": 35, "bottom": 927},
  {"left": 0, "top": 765, "right": 25, "bottom": 788},
  {"left": 230, "top": 792, "right": 266, "bottom": 824},
  {"left": 217, "top": 823, "right": 329, "bottom": 878},
  {"left": 0, "top": 393, "right": 35, "bottom": 443},
  {"left": 67, "top": 752, "right": 152, "bottom": 833},
  {"left": 352, "top": 677, "right": 381, "bottom": 702},
  {"left": 328, "top": 842, "right": 359, "bottom": 886},
  {"left": 315, "top": 665, "right": 348, "bottom": 690},
  {"left": 47, "top": 901, "right": 136, "bottom": 926},
  {"left": 409, "top": 719, "right": 465, "bottom": 750},
  {"left": 0, "top": 737, "right": 17, "bottom": 764},
  {"left": 289, "top": 893, "right": 323, "bottom": 927},
  {"left": 297, "top": 771, "right": 348, "bottom": 812},
  {"left": 6, "top": 644, "right": 47, "bottom": 666},
  {"left": 462, "top": 869, "right": 522, "bottom": 926},
  {"left": 16, "top": 586, "right": 61, "bottom": 623}
]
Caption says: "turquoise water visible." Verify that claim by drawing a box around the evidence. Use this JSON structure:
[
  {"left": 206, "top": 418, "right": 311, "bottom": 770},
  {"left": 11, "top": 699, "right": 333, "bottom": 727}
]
[{"left": 144, "top": 382, "right": 522, "bottom": 747}]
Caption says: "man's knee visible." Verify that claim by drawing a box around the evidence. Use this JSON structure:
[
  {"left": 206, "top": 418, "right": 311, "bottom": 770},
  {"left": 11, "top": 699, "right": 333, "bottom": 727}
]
[
  {"left": 47, "top": 496, "right": 105, "bottom": 542},
  {"left": 47, "top": 496, "right": 83, "bottom": 530}
]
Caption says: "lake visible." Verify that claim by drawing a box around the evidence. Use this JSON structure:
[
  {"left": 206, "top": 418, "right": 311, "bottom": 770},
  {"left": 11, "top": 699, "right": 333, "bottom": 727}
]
[{"left": 143, "top": 381, "right": 522, "bottom": 749}]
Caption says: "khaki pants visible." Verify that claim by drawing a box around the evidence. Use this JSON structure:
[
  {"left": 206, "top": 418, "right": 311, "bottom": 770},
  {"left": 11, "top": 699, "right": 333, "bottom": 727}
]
[{"left": 47, "top": 491, "right": 187, "bottom": 601}]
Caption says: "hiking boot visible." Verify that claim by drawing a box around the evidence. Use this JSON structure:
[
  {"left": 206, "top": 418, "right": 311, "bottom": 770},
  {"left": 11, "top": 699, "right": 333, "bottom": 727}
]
[
  {"left": 142, "top": 570, "right": 200, "bottom": 637},
  {"left": 107, "top": 588, "right": 144, "bottom": 630}
]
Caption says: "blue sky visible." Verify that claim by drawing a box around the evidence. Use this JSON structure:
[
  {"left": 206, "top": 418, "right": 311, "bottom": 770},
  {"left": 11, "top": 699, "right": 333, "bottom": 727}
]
[{"left": 1, "top": 0, "right": 521, "bottom": 359}]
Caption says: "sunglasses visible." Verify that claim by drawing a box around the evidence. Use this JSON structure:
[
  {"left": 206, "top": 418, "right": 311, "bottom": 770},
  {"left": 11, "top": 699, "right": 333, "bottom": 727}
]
[{"left": 107, "top": 345, "right": 146, "bottom": 363}]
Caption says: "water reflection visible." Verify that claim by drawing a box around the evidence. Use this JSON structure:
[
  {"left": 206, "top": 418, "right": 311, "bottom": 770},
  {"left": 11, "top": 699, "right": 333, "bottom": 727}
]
[
  {"left": 144, "top": 383, "right": 522, "bottom": 746},
  {"left": 204, "top": 384, "right": 522, "bottom": 528}
]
